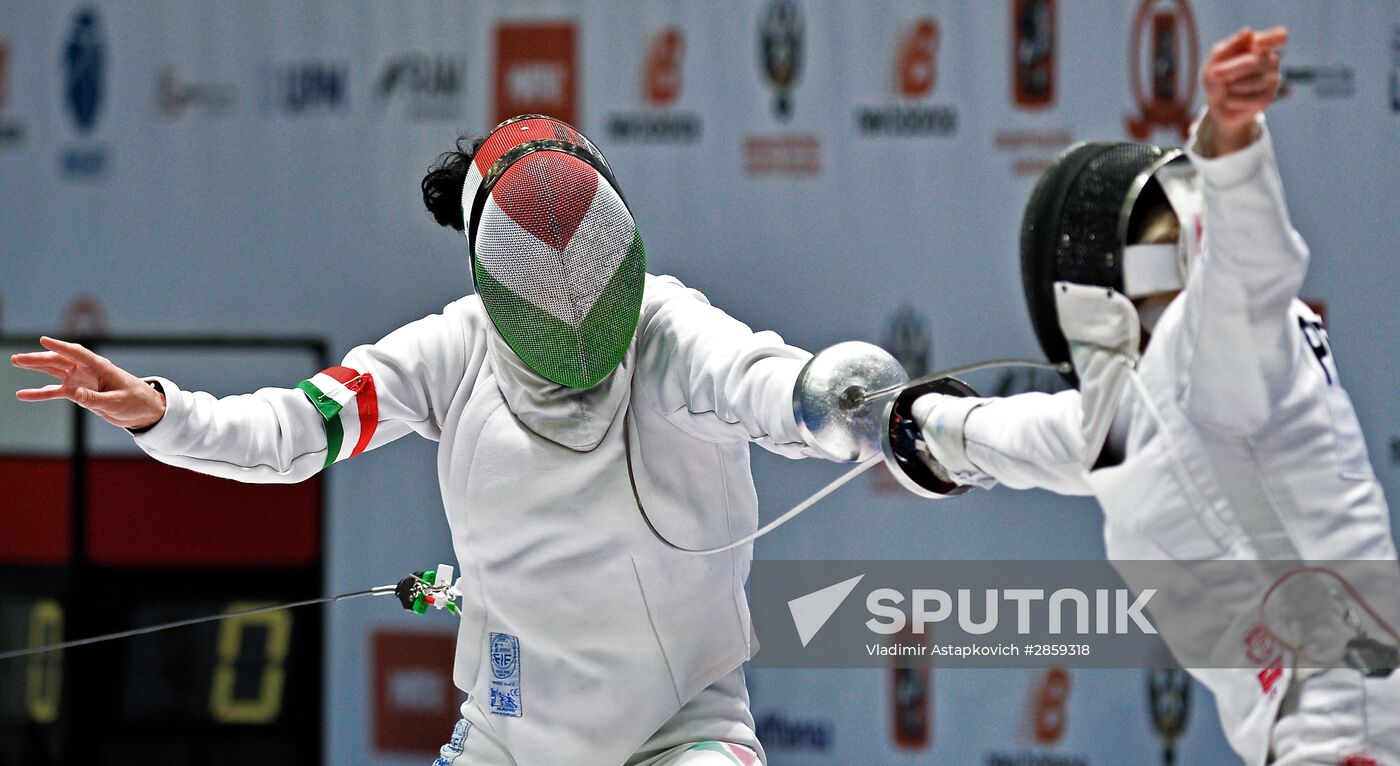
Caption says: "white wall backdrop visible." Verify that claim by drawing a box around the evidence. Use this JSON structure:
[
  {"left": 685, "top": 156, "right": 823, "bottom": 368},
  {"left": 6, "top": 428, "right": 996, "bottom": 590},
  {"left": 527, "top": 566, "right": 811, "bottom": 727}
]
[{"left": 3, "top": 1, "right": 1398, "bottom": 763}]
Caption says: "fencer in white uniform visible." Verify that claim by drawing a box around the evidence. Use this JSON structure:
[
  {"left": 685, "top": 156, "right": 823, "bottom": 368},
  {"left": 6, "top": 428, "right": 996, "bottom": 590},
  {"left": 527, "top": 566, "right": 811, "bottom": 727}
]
[
  {"left": 130, "top": 274, "right": 802, "bottom": 766},
  {"left": 11, "top": 116, "right": 844, "bottom": 766},
  {"left": 912, "top": 29, "right": 1400, "bottom": 766}
]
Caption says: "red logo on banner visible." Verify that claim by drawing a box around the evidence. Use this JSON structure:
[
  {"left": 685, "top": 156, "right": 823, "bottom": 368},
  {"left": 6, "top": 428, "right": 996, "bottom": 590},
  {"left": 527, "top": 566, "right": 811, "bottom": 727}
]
[
  {"left": 374, "top": 630, "right": 460, "bottom": 754},
  {"left": 896, "top": 19, "right": 938, "bottom": 99},
  {"left": 1011, "top": 0, "right": 1056, "bottom": 109},
  {"left": 1125, "top": 0, "right": 1198, "bottom": 140},
  {"left": 494, "top": 23, "right": 578, "bottom": 125},
  {"left": 1029, "top": 667, "right": 1071, "bottom": 744},
  {"left": 644, "top": 27, "right": 684, "bottom": 106}
]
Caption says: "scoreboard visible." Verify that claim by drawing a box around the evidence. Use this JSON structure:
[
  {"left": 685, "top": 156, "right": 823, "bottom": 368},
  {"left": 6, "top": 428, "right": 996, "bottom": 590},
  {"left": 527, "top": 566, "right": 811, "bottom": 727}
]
[{"left": 0, "top": 336, "right": 327, "bottom": 765}]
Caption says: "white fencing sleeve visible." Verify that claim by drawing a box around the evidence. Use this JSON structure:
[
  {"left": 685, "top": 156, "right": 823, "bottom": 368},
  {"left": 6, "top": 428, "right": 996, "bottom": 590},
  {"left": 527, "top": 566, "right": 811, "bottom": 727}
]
[
  {"left": 1179, "top": 114, "right": 1310, "bottom": 436},
  {"left": 132, "top": 308, "right": 468, "bottom": 483},
  {"left": 915, "top": 390, "right": 1094, "bottom": 496},
  {"left": 635, "top": 275, "right": 823, "bottom": 459}
]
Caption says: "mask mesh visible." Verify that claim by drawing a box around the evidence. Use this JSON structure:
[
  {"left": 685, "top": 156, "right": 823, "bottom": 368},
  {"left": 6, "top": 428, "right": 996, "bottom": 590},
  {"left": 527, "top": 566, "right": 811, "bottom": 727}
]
[
  {"left": 474, "top": 150, "right": 645, "bottom": 389},
  {"left": 1021, "top": 141, "right": 1169, "bottom": 372}
]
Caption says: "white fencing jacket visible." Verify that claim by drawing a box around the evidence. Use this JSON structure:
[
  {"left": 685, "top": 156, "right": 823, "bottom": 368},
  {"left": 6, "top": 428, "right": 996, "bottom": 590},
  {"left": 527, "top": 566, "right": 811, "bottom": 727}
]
[
  {"left": 917, "top": 118, "right": 1397, "bottom": 765},
  {"left": 133, "top": 274, "right": 825, "bottom": 765}
]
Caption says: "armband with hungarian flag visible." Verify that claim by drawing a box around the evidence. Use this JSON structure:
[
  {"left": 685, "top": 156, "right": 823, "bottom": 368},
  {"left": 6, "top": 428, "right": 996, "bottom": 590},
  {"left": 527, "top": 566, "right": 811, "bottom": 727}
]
[{"left": 296, "top": 366, "right": 378, "bottom": 467}]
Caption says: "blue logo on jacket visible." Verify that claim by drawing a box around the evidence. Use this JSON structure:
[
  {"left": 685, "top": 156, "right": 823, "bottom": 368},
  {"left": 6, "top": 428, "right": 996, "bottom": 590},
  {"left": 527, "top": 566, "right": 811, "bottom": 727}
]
[
  {"left": 488, "top": 632, "right": 522, "bottom": 717},
  {"left": 63, "top": 9, "right": 105, "bottom": 133}
]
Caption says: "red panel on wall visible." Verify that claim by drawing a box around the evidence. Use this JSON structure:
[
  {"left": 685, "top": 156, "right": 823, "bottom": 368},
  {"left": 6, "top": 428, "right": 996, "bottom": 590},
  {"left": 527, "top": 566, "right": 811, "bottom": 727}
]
[
  {"left": 0, "top": 457, "right": 71, "bottom": 565},
  {"left": 86, "top": 457, "right": 320, "bottom": 567},
  {"left": 374, "top": 630, "right": 460, "bottom": 755}
]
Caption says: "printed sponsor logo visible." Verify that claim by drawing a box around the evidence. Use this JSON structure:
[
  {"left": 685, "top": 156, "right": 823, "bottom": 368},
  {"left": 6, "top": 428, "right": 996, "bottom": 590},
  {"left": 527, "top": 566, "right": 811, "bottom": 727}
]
[
  {"left": 155, "top": 66, "right": 235, "bottom": 119},
  {"left": 994, "top": 1, "right": 1070, "bottom": 177},
  {"left": 1147, "top": 667, "right": 1192, "bottom": 762},
  {"left": 746, "top": 0, "right": 820, "bottom": 176},
  {"left": 1278, "top": 65, "right": 1355, "bottom": 100},
  {"left": 855, "top": 18, "right": 957, "bottom": 138},
  {"left": 0, "top": 40, "right": 26, "bottom": 146},
  {"left": 606, "top": 27, "right": 702, "bottom": 144},
  {"left": 1124, "top": 0, "right": 1199, "bottom": 141},
  {"left": 744, "top": 134, "right": 820, "bottom": 176},
  {"left": 754, "top": 711, "right": 834, "bottom": 752},
  {"left": 984, "top": 669, "right": 1088, "bottom": 766},
  {"left": 494, "top": 23, "right": 577, "bottom": 125},
  {"left": 891, "top": 627, "right": 933, "bottom": 749},
  {"left": 645, "top": 27, "right": 684, "bottom": 107},
  {"left": 993, "top": 129, "right": 1074, "bottom": 178},
  {"left": 260, "top": 61, "right": 349, "bottom": 115},
  {"left": 1029, "top": 668, "right": 1071, "bottom": 744},
  {"left": 1012, "top": 0, "right": 1056, "bottom": 110},
  {"left": 758, "top": 0, "right": 803, "bottom": 120},
  {"left": 59, "top": 8, "right": 108, "bottom": 178},
  {"left": 372, "top": 630, "right": 460, "bottom": 755},
  {"left": 487, "top": 632, "right": 522, "bottom": 717},
  {"left": 376, "top": 53, "right": 465, "bottom": 121}
]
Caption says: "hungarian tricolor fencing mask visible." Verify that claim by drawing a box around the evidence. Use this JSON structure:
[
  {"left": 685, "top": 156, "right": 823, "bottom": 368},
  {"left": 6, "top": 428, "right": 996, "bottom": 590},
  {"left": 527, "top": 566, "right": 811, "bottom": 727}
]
[
  {"left": 1020, "top": 141, "right": 1201, "bottom": 380},
  {"left": 461, "top": 115, "right": 646, "bottom": 389}
]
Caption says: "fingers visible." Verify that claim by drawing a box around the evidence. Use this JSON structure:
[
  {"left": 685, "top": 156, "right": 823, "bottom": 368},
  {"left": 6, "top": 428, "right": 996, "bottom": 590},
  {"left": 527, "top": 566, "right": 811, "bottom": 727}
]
[
  {"left": 67, "top": 386, "right": 125, "bottom": 408},
  {"left": 15, "top": 384, "right": 69, "bottom": 402},
  {"left": 15, "top": 383, "right": 122, "bottom": 407},
  {"left": 1252, "top": 26, "right": 1288, "bottom": 53},
  {"left": 39, "top": 336, "right": 109, "bottom": 370},
  {"left": 1207, "top": 27, "right": 1255, "bottom": 66},
  {"left": 1227, "top": 72, "right": 1280, "bottom": 100},
  {"left": 10, "top": 352, "right": 75, "bottom": 377},
  {"left": 1211, "top": 52, "right": 1268, "bottom": 84}
]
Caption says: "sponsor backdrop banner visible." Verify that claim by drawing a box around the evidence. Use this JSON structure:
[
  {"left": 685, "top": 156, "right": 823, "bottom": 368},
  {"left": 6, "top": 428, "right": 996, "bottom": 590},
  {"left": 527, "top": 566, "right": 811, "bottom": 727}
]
[{"left": 2, "top": 1, "right": 1397, "bottom": 763}]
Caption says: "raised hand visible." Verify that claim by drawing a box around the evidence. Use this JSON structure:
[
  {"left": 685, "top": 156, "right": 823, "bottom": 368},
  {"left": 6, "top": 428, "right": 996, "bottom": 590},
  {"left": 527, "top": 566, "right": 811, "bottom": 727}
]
[
  {"left": 11, "top": 336, "right": 166, "bottom": 430},
  {"left": 1199, "top": 26, "right": 1288, "bottom": 156}
]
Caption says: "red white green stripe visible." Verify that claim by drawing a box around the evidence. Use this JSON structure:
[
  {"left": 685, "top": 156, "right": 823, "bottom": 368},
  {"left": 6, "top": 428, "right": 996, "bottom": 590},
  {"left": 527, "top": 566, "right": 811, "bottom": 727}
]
[{"left": 296, "top": 366, "right": 378, "bottom": 467}]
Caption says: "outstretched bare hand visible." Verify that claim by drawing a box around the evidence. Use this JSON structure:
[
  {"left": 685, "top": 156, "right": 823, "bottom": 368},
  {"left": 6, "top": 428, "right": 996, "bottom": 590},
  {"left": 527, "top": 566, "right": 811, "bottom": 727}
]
[
  {"left": 1198, "top": 26, "right": 1288, "bottom": 157},
  {"left": 11, "top": 336, "right": 166, "bottom": 430}
]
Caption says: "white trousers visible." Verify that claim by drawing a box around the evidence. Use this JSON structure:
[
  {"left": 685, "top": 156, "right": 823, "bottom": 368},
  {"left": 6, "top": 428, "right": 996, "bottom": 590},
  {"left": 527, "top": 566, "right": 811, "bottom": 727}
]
[
  {"left": 433, "top": 666, "right": 764, "bottom": 766},
  {"left": 1270, "top": 669, "right": 1400, "bottom": 765}
]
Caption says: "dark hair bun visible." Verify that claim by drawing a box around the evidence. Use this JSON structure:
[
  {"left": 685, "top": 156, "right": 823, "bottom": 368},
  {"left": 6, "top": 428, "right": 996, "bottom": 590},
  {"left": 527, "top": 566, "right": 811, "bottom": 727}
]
[{"left": 421, "top": 134, "right": 483, "bottom": 232}]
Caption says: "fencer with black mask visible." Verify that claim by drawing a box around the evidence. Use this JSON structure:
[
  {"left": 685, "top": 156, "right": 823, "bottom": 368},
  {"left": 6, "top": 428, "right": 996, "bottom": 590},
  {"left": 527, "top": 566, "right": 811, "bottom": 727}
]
[{"left": 912, "top": 27, "right": 1400, "bottom": 766}]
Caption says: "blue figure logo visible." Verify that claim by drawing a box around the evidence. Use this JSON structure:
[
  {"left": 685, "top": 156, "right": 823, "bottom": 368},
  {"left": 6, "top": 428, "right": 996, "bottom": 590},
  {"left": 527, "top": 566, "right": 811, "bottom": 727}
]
[{"left": 63, "top": 9, "right": 105, "bottom": 133}]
